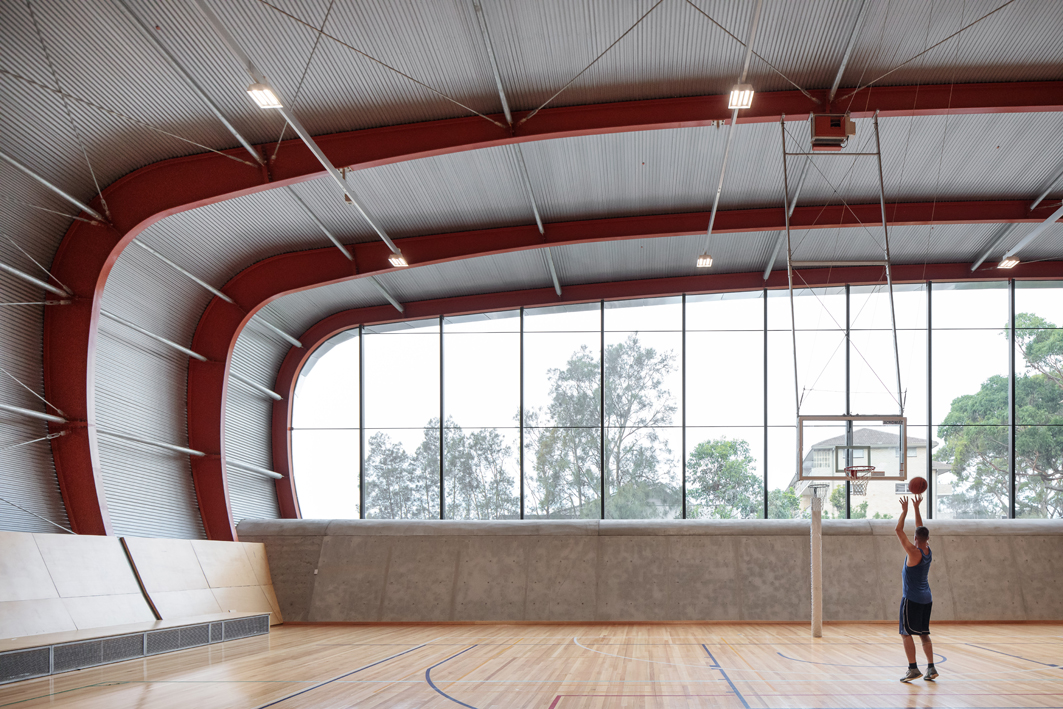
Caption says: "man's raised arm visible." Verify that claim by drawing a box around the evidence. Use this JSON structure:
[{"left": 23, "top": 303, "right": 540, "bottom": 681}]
[
  {"left": 913, "top": 494, "right": 924, "bottom": 528},
  {"left": 895, "top": 497, "right": 919, "bottom": 556}
]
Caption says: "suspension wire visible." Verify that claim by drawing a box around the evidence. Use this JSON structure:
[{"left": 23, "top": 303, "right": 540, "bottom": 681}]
[
  {"left": 0, "top": 68, "right": 257, "bottom": 168},
  {"left": 24, "top": 0, "right": 110, "bottom": 219},
  {"left": 5, "top": 235, "right": 72, "bottom": 293},
  {"left": 271, "top": 0, "right": 337, "bottom": 161},
  {"left": 0, "top": 363, "right": 65, "bottom": 416},
  {"left": 837, "top": 0, "right": 1018, "bottom": 103},
  {"left": 256, "top": 0, "right": 506, "bottom": 130},
  {"left": 0, "top": 301, "right": 68, "bottom": 306},
  {"left": 0, "top": 488, "right": 76, "bottom": 534},
  {"left": 684, "top": 0, "right": 820, "bottom": 105},
  {"left": 0, "top": 431, "right": 65, "bottom": 453},
  {"left": 921, "top": 2, "right": 967, "bottom": 282},
  {"left": 0, "top": 195, "right": 103, "bottom": 226},
  {"left": 516, "top": 0, "right": 667, "bottom": 127}
]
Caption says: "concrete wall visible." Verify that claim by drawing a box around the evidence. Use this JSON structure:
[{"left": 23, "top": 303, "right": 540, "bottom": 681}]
[{"left": 236, "top": 519, "right": 1063, "bottom": 623}]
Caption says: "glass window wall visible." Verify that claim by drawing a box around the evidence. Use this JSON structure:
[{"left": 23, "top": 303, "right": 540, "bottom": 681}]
[{"left": 291, "top": 279, "right": 1060, "bottom": 521}]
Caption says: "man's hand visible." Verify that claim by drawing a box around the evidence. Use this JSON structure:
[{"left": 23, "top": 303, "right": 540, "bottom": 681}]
[
  {"left": 899, "top": 496, "right": 909, "bottom": 513},
  {"left": 913, "top": 495, "right": 923, "bottom": 507}
]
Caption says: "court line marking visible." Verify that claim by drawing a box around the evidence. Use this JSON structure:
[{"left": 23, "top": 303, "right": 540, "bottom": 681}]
[
  {"left": 776, "top": 651, "right": 949, "bottom": 668},
  {"left": 424, "top": 645, "right": 480, "bottom": 708},
  {"left": 0, "top": 682, "right": 120, "bottom": 708},
  {"left": 964, "top": 643, "right": 1061, "bottom": 668},
  {"left": 703, "top": 645, "right": 752, "bottom": 709},
  {"left": 253, "top": 641, "right": 431, "bottom": 708}
]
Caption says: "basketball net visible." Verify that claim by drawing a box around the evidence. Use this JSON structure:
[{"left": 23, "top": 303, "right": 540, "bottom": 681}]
[{"left": 844, "top": 465, "right": 876, "bottom": 496}]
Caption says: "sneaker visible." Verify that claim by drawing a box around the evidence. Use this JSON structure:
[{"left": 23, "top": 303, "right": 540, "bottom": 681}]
[
  {"left": 924, "top": 668, "right": 939, "bottom": 681},
  {"left": 900, "top": 668, "right": 923, "bottom": 683}
]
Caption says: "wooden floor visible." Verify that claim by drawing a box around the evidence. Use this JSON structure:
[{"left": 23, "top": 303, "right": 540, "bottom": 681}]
[{"left": 2, "top": 623, "right": 1062, "bottom": 708}]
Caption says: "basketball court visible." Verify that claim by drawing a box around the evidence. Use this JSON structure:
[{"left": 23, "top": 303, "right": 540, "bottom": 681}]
[
  {"left": 2, "top": 0, "right": 1063, "bottom": 707},
  {"left": 3, "top": 624, "right": 1062, "bottom": 708}
]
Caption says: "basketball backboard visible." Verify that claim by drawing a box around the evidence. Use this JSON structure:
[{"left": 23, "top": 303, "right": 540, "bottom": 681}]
[{"left": 797, "top": 414, "right": 908, "bottom": 481}]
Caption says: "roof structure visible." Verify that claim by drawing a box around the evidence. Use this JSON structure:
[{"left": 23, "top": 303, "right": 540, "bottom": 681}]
[{"left": 0, "top": 0, "right": 1061, "bottom": 538}]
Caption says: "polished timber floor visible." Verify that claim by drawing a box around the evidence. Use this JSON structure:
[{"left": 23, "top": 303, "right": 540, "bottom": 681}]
[{"left": 2, "top": 623, "right": 1061, "bottom": 708}]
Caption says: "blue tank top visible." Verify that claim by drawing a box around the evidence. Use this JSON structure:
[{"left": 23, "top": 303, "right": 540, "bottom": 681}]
[{"left": 902, "top": 546, "right": 932, "bottom": 603}]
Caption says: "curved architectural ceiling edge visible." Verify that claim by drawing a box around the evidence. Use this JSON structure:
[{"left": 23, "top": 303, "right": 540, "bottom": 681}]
[
  {"left": 195, "top": 202, "right": 1058, "bottom": 536},
  {"left": 265, "top": 260, "right": 1063, "bottom": 518},
  {"left": 38, "top": 80, "right": 1063, "bottom": 537}
]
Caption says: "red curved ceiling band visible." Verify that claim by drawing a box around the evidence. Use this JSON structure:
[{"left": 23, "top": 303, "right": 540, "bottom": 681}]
[{"left": 39, "top": 81, "right": 1063, "bottom": 538}]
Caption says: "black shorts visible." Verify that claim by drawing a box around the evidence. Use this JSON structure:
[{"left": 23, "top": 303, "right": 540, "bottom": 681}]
[{"left": 899, "top": 598, "right": 932, "bottom": 636}]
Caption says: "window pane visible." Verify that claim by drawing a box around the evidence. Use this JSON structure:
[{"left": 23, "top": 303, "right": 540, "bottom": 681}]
[
  {"left": 291, "top": 430, "right": 358, "bottom": 519},
  {"left": 444, "top": 312, "right": 519, "bottom": 429},
  {"left": 524, "top": 427, "right": 600, "bottom": 518},
  {"left": 931, "top": 282, "right": 1007, "bottom": 329},
  {"left": 605, "top": 426, "right": 680, "bottom": 519},
  {"left": 687, "top": 331, "right": 763, "bottom": 426},
  {"left": 1016, "top": 426, "right": 1063, "bottom": 518},
  {"left": 687, "top": 291, "right": 763, "bottom": 331},
  {"left": 686, "top": 427, "right": 763, "bottom": 519},
  {"left": 292, "top": 330, "right": 359, "bottom": 429},
  {"left": 767, "top": 330, "right": 846, "bottom": 423},
  {"left": 605, "top": 296, "right": 682, "bottom": 331},
  {"left": 850, "top": 283, "right": 927, "bottom": 330},
  {"left": 767, "top": 427, "right": 802, "bottom": 519},
  {"left": 444, "top": 427, "right": 520, "bottom": 520},
  {"left": 767, "top": 287, "right": 846, "bottom": 331},
  {"left": 931, "top": 329, "right": 1008, "bottom": 426},
  {"left": 364, "top": 427, "right": 439, "bottom": 519},
  {"left": 363, "top": 320, "right": 439, "bottom": 429},
  {"left": 524, "top": 302, "right": 600, "bottom": 331},
  {"left": 933, "top": 423, "right": 1008, "bottom": 519},
  {"left": 850, "top": 329, "right": 927, "bottom": 425}
]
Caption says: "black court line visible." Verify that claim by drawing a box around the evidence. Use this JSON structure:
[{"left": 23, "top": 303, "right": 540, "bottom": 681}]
[
  {"left": 424, "top": 645, "right": 480, "bottom": 708},
  {"left": 965, "top": 643, "right": 1060, "bottom": 668},
  {"left": 776, "top": 651, "right": 948, "bottom": 668},
  {"left": 702, "top": 645, "right": 751, "bottom": 709},
  {"left": 0, "top": 682, "right": 124, "bottom": 708},
  {"left": 254, "top": 643, "right": 428, "bottom": 708}
]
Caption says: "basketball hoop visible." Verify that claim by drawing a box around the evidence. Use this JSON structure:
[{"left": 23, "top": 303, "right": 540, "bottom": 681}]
[{"left": 844, "top": 465, "right": 876, "bottom": 496}]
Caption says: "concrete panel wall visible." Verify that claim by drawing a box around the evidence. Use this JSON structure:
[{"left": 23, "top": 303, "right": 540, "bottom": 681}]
[{"left": 238, "top": 518, "right": 1063, "bottom": 623}]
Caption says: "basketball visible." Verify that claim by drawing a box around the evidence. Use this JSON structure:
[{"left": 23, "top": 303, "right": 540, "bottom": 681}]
[{"left": 908, "top": 477, "right": 928, "bottom": 494}]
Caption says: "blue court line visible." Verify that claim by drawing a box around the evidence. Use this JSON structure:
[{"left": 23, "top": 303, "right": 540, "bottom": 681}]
[
  {"left": 702, "top": 645, "right": 751, "bottom": 709},
  {"left": 424, "top": 645, "right": 480, "bottom": 708},
  {"left": 776, "top": 651, "right": 948, "bottom": 668},
  {"left": 254, "top": 643, "right": 428, "bottom": 708},
  {"left": 965, "top": 643, "right": 1060, "bottom": 668}
]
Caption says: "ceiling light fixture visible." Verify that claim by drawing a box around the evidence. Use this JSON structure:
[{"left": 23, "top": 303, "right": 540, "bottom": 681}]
[
  {"left": 247, "top": 83, "right": 282, "bottom": 108},
  {"left": 388, "top": 251, "right": 408, "bottom": 267},
  {"left": 728, "top": 84, "right": 754, "bottom": 109},
  {"left": 998, "top": 257, "right": 1020, "bottom": 269},
  {"left": 696, "top": 253, "right": 714, "bottom": 268}
]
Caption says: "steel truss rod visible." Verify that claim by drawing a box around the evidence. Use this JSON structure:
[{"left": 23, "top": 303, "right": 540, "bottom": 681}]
[
  {"left": 226, "top": 457, "right": 283, "bottom": 480},
  {"left": 512, "top": 145, "right": 560, "bottom": 296},
  {"left": 0, "top": 402, "right": 67, "bottom": 424},
  {"left": 0, "top": 493, "right": 75, "bottom": 534},
  {"left": 252, "top": 317, "right": 303, "bottom": 348},
  {"left": 543, "top": 248, "right": 562, "bottom": 297},
  {"left": 193, "top": 0, "right": 399, "bottom": 255},
  {"left": 828, "top": 0, "right": 870, "bottom": 103},
  {"left": 112, "top": 0, "right": 263, "bottom": 166},
  {"left": 131, "top": 241, "right": 301, "bottom": 345},
  {"left": 792, "top": 260, "right": 888, "bottom": 267},
  {"left": 0, "top": 259, "right": 71, "bottom": 298},
  {"left": 97, "top": 429, "right": 204, "bottom": 457},
  {"left": 230, "top": 370, "right": 282, "bottom": 401},
  {"left": 785, "top": 152, "right": 880, "bottom": 157},
  {"left": 468, "top": 0, "right": 512, "bottom": 126},
  {"left": 0, "top": 149, "right": 105, "bottom": 222},
  {"left": 130, "top": 240, "right": 234, "bottom": 304},
  {"left": 366, "top": 276, "right": 404, "bottom": 313},
  {"left": 873, "top": 113, "right": 903, "bottom": 415},
  {"left": 763, "top": 155, "right": 810, "bottom": 279},
  {"left": 1000, "top": 203, "right": 1063, "bottom": 261},
  {"left": 100, "top": 310, "right": 208, "bottom": 362},
  {"left": 971, "top": 171, "right": 1063, "bottom": 269},
  {"left": 704, "top": 0, "right": 763, "bottom": 253},
  {"left": 284, "top": 187, "right": 352, "bottom": 261},
  {"left": 780, "top": 118, "right": 800, "bottom": 421}
]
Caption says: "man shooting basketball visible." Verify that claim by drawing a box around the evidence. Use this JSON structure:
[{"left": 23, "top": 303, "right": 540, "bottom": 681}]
[{"left": 895, "top": 494, "right": 937, "bottom": 683}]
